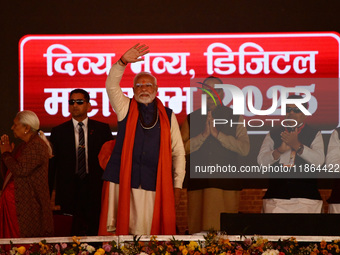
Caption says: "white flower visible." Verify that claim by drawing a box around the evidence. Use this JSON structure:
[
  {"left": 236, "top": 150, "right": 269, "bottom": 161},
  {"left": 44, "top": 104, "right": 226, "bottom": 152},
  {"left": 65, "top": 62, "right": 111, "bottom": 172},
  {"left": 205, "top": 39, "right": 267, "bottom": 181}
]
[
  {"left": 262, "top": 249, "right": 280, "bottom": 255},
  {"left": 86, "top": 245, "right": 96, "bottom": 253},
  {"left": 81, "top": 243, "right": 88, "bottom": 249},
  {"left": 9, "top": 248, "right": 17, "bottom": 255},
  {"left": 139, "top": 253, "right": 149, "bottom": 255}
]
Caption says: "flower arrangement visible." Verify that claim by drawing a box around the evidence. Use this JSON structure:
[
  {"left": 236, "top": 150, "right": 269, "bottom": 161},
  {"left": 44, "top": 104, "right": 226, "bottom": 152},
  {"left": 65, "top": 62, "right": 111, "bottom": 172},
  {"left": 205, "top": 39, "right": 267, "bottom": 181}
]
[{"left": 1, "top": 232, "right": 340, "bottom": 255}]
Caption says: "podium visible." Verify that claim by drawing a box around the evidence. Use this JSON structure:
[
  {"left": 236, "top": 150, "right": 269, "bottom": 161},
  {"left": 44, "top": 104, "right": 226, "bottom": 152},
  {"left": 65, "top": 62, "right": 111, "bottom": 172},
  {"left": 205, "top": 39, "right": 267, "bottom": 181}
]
[{"left": 220, "top": 213, "right": 340, "bottom": 236}]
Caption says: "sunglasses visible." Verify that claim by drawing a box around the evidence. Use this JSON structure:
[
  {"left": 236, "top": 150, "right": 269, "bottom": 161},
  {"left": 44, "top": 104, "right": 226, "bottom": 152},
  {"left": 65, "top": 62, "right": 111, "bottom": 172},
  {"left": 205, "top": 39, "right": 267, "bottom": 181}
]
[
  {"left": 69, "top": 99, "right": 85, "bottom": 105},
  {"left": 286, "top": 107, "right": 301, "bottom": 113}
]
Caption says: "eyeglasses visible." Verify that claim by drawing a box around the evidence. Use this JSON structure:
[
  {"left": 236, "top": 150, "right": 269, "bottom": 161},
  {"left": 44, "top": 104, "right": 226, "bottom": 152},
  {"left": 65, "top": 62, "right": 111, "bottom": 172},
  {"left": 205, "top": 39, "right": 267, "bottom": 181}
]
[
  {"left": 69, "top": 99, "right": 85, "bottom": 105},
  {"left": 135, "top": 83, "right": 154, "bottom": 88},
  {"left": 286, "top": 107, "right": 302, "bottom": 113}
]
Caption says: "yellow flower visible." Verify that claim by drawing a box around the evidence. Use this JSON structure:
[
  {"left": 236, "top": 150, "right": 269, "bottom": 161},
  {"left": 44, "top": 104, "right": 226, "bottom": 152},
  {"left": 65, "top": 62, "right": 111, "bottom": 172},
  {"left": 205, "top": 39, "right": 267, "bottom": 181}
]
[
  {"left": 182, "top": 248, "right": 188, "bottom": 255},
  {"left": 187, "top": 241, "right": 199, "bottom": 251},
  {"left": 17, "top": 246, "right": 26, "bottom": 255},
  {"left": 96, "top": 248, "right": 105, "bottom": 255},
  {"left": 72, "top": 236, "right": 81, "bottom": 245}
]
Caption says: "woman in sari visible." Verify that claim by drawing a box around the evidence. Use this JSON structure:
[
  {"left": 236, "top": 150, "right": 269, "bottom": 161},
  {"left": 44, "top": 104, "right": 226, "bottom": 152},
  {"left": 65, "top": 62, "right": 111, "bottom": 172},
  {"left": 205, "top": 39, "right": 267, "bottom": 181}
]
[{"left": 0, "top": 110, "right": 54, "bottom": 237}]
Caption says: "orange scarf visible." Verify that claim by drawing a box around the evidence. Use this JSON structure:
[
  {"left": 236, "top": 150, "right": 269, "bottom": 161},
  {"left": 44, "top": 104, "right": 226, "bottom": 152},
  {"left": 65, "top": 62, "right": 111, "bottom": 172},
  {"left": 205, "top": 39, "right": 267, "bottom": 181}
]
[{"left": 116, "top": 98, "right": 176, "bottom": 235}]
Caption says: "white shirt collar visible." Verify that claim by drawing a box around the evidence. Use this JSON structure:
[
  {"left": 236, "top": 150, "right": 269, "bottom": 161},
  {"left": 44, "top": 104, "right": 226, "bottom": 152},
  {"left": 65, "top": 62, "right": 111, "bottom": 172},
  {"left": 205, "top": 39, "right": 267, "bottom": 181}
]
[{"left": 72, "top": 117, "right": 89, "bottom": 128}]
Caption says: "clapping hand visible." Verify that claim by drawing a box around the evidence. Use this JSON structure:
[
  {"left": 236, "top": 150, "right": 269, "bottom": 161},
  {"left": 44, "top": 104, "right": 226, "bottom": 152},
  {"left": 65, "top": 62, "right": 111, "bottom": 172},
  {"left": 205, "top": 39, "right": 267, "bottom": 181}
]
[
  {"left": 208, "top": 111, "right": 219, "bottom": 138},
  {"left": 277, "top": 141, "right": 291, "bottom": 154},
  {"left": 281, "top": 129, "right": 300, "bottom": 151},
  {"left": 120, "top": 43, "right": 150, "bottom": 64},
  {"left": 0, "top": 134, "right": 14, "bottom": 154},
  {"left": 202, "top": 111, "right": 219, "bottom": 139}
]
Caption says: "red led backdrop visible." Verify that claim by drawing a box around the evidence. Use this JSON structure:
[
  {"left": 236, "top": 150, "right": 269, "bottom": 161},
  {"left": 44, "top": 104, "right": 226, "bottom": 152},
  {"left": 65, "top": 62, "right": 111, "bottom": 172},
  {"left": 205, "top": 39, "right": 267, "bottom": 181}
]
[{"left": 19, "top": 33, "right": 340, "bottom": 132}]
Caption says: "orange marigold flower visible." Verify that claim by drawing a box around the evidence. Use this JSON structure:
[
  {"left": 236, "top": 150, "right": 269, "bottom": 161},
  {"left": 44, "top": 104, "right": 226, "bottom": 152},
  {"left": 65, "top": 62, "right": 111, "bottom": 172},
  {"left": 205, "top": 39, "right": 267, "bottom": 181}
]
[
  {"left": 182, "top": 248, "right": 188, "bottom": 255},
  {"left": 201, "top": 247, "right": 207, "bottom": 254},
  {"left": 17, "top": 246, "right": 26, "bottom": 255},
  {"left": 320, "top": 241, "right": 327, "bottom": 249},
  {"left": 235, "top": 250, "right": 243, "bottom": 255}
]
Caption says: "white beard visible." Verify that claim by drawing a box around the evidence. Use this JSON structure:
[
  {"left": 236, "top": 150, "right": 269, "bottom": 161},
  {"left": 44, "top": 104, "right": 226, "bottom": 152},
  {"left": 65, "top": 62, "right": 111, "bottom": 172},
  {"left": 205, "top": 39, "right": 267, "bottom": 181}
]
[{"left": 135, "top": 91, "right": 157, "bottom": 104}]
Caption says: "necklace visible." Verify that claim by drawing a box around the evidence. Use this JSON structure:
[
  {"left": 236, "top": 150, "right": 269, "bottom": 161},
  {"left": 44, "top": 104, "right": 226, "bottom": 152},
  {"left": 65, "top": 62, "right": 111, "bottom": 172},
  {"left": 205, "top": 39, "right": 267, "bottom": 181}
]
[{"left": 139, "top": 109, "right": 159, "bottom": 129}]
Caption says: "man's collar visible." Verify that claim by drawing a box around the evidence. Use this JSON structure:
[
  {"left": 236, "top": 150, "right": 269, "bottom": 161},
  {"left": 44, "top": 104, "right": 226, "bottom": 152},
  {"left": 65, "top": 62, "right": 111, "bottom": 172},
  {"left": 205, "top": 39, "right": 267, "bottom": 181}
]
[{"left": 72, "top": 117, "right": 89, "bottom": 127}]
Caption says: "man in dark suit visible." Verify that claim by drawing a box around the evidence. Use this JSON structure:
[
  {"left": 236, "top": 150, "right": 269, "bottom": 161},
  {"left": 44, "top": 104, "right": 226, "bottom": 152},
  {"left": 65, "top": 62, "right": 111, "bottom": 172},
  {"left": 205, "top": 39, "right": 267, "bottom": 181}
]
[{"left": 49, "top": 89, "right": 113, "bottom": 236}]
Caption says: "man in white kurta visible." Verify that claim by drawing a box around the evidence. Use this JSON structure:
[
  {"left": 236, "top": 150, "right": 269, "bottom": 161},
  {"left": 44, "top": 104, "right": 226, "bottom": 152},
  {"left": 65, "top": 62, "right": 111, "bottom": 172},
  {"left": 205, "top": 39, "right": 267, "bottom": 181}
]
[
  {"left": 257, "top": 96, "right": 325, "bottom": 213},
  {"left": 325, "top": 128, "right": 340, "bottom": 213},
  {"left": 103, "top": 44, "right": 185, "bottom": 235}
]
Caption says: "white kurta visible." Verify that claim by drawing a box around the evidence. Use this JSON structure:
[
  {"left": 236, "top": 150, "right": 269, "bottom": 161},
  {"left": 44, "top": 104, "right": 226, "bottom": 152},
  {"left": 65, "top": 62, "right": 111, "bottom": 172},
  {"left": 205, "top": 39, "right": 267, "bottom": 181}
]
[
  {"left": 258, "top": 128, "right": 325, "bottom": 213},
  {"left": 105, "top": 62, "right": 186, "bottom": 235}
]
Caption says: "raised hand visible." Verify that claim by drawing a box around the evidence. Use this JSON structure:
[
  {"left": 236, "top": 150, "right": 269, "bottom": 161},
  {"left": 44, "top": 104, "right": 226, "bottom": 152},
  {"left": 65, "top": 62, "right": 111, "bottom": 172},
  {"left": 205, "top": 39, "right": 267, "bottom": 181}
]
[
  {"left": 120, "top": 43, "right": 150, "bottom": 64},
  {"left": 0, "top": 134, "right": 14, "bottom": 154}
]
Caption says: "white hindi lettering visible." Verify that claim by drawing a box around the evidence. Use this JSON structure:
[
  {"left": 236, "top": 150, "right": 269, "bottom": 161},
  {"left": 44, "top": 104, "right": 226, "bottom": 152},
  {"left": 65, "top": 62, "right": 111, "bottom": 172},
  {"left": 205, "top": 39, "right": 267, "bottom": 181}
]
[
  {"left": 44, "top": 88, "right": 113, "bottom": 117},
  {"left": 157, "top": 87, "right": 187, "bottom": 114},
  {"left": 43, "top": 44, "right": 115, "bottom": 76},
  {"left": 204, "top": 42, "right": 236, "bottom": 75},
  {"left": 204, "top": 42, "right": 318, "bottom": 75},
  {"left": 130, "top": 52, "right": 190, "bottom": 75},
  {"left": 238, "top": 42, "right": 270, "bottom": 75},
  {"left": 44, "top": 88, "right": 72, "bottom": 116},
  {"left": 44, "top": 84, "right": 317, "bottom": 118},
  {"left": 44, "top": 87, "right": 190, "bottom": 117}
]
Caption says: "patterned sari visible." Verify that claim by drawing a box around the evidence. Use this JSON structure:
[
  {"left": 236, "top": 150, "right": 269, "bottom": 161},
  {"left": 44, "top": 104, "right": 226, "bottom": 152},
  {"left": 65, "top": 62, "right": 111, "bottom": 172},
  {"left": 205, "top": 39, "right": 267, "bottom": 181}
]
[{"left": 0, "top": 146, "right": 22, "bottom": 238}]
